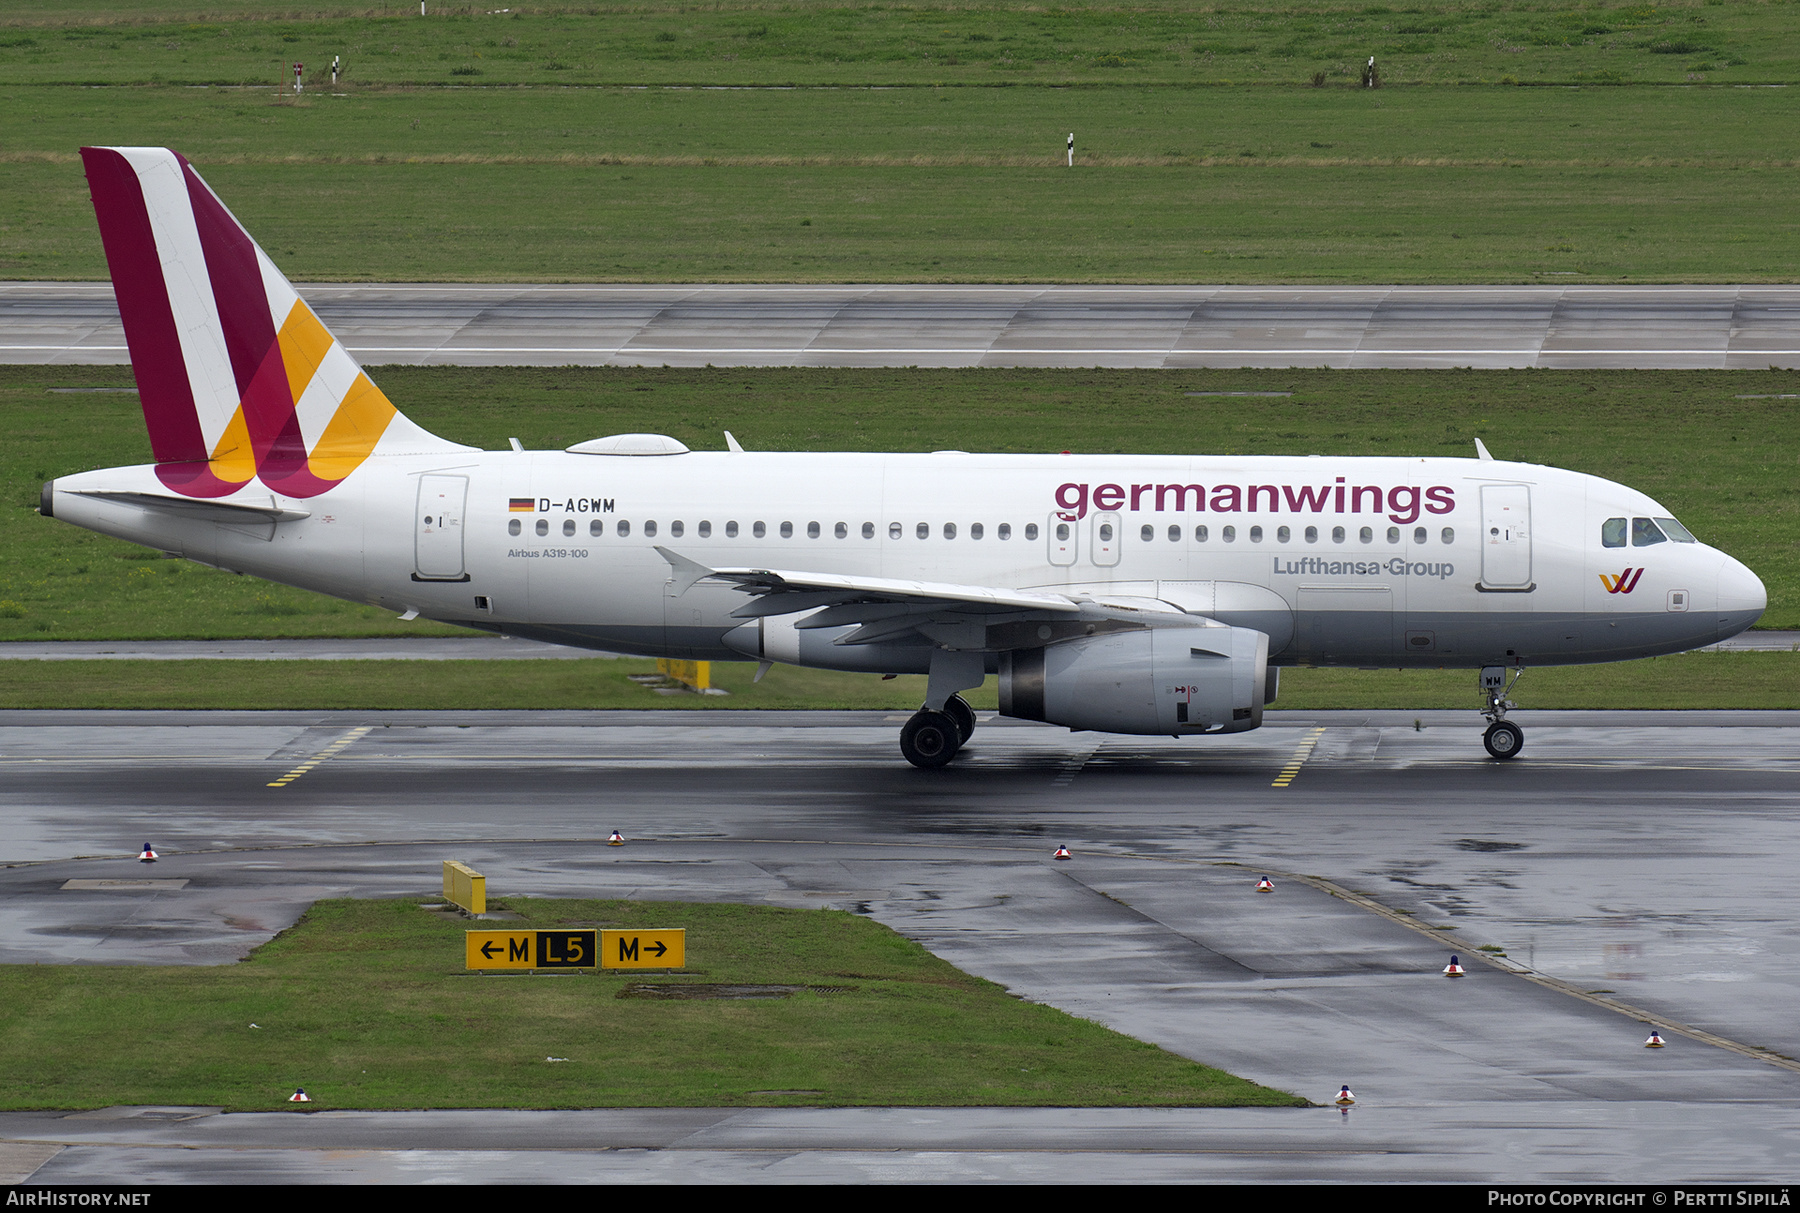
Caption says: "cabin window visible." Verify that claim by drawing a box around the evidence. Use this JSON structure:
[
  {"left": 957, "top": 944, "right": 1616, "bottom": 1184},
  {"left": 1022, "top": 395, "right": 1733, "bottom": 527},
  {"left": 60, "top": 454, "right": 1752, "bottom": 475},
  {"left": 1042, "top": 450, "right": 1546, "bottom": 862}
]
[
  {"left": 971, "top": 523, "right": 984, "bottom": 540},
  {"left": 1359, "top": 526, "right": 1373, "bottom": 544},
  {"left": 999, "top": 523, "right": 1013, "bottom": 540},
  {"left": 1249, "top": 525, "right": 1263, "bottom": 543},
  {"left": 1656, "top": 516, "right": 1697, "bottom": 543},
  {"left": 917, "top": 522, "right": 930, "bottom": 540},
  {"left": 835, "top": 522, "right": 847, "bottom": 539},
  {"left": 1195, "top": 525, "right": 1209, "bottom": 542},
  {"left": 617, "top": 520, "right": 630, "bottom": 537},
  {"left": 1602, "top": 517, "right": 1627, "bottom": 548},
  {"left": 536, "top": 519, "right": 549, "bottom": 537},
  {"left": 1025, "top": 523, "right": 1039, "bottom": 540},
  {"left": 1441, "top": 527, "right": 1455, "bottom": 544},
  {"left": 1413, "top": 526, "right": 1427, "bottom": 545},
  {"left": 780, "top": 521, "right": 793, "bottom": 538},
  {"left": 563, "top": 519, "right": 576, "bottom": 537},
  {"left": 1632, "top": 517, "right": 1668, "bottom": 547},
  {"left": 644, "top": 521, "right": 657, "bottom": 538},
  {"left": 1332, "top": 526, "right": 1345, "bottom": 543},
  {"left": 1168, "top": 525, "right": 1181, "bottom": 542},
  {"left": 508, "top": 519, "right": 521, "bottom": 536},
  {"left": 1222, "top": 525, "right": 1236, "bottom": 543},
  {"left": 944, "top": 522, "right": 957, "bottom": 540},
  {"left": 589, "top": 519, "right": 603, "bottom": 537},
  {"left": 698, "top": 521, "right": 712, "bottom": 538},
  {"left": 753, "top": 521, "right": 766, "bottom": 538},
  {"left": 862, "top": 522, "right": 875, "bottom": 539},
  {"left": 890, "top": 522, "right": 903, "bottom": 540},
  {"left": 670, "top": 521, "right": 683, "bottom": 538},
  {"left": 1277, "top": 526, "right": 1290, "bottom": 543},
  {"left": 1387, "top": 527, "right": 1400, "bottom": 544},
  {"left": 726, "top": 521, "right": 739, "bottom": 538},
  {"left": 1305, "top": 526, "right": 1319, "bottom": 544},
  {"left": 1055, "top": 522, "right": 1071, "bottom": 541},
  {"left": 806, "top": 521, "right": 820, "bottom": 539}
]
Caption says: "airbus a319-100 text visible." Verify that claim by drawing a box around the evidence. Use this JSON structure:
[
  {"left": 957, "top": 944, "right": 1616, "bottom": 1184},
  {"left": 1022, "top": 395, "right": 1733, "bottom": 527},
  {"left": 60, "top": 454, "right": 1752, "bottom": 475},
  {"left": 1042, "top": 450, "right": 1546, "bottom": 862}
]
[{"left": 41, "top": 148, "right": 1768, "bottom": 766}]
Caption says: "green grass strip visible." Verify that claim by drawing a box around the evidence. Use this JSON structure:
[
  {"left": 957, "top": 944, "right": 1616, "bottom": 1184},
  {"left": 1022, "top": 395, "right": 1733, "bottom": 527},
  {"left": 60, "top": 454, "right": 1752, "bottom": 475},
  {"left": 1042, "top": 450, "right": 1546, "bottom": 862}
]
[
  {"left": 7, "top": 84, "right": 1800, "bottom": 283},
  {"left": 0, "top": 2, "right": 1792, "bottom": 88},
  {"left": 0, "top": 897, "right": 1302, "bottom": 1111}
]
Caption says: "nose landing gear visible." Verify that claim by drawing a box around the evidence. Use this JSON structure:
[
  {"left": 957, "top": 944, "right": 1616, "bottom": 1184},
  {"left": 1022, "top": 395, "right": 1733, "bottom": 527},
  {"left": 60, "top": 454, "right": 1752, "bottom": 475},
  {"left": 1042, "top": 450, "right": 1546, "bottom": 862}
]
[
  {"left": 1479, "top": 666, "right": 1525, "bottom": 760},
  {"left": 900, "top": 693, "right": 976, "bottom": 768}
]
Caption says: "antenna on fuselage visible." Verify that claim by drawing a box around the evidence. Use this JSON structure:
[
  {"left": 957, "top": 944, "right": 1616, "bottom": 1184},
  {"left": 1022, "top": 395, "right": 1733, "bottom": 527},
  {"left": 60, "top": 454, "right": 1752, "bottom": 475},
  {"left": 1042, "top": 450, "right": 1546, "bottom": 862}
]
[
  {"left": 1474, "top": 438, "right": 1494, "bottom": 461},
  {"left": 724, "top": 431, "right": 746, "bottom": 453}
]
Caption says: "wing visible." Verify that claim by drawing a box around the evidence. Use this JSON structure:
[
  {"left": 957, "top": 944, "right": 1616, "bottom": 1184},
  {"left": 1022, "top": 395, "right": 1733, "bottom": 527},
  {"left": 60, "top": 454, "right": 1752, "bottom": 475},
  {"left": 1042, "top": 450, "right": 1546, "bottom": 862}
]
[{"left": 654, "top": 546, "right": 1214, "bottom": 650}]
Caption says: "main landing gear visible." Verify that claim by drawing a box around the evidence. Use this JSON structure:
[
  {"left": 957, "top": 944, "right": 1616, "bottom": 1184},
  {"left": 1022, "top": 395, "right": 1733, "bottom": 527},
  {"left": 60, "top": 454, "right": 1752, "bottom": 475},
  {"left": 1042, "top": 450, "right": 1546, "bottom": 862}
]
[
  {"left": 1479, "top": 665, "right": 1525, "bottom": 760},
  {"left": 900, "top": 693, "right": 975, "bottom": 769}
]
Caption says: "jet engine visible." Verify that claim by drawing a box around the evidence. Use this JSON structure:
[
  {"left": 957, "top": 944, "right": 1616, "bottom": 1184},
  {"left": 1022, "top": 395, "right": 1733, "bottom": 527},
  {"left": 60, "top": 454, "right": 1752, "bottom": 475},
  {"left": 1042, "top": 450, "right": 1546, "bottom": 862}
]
[{"left": 998, "top": 625, "right": 1270, "bottom": 736}]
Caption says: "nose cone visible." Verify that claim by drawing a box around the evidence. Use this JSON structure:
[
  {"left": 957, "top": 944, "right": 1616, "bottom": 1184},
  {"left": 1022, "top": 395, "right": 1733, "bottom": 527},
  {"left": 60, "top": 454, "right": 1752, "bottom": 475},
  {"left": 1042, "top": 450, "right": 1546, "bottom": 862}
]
[{"left": 1715, "top": 554, "right": 1767, "bottom": 642}]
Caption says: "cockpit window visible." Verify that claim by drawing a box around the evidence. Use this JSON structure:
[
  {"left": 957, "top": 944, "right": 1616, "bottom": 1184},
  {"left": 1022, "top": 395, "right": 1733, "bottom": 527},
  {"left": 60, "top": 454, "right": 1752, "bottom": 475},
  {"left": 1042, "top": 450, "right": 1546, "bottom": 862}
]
[
  {"left": 1602, "top": 518, "right": 1627, "bottom": 548},
  {"left": 1631, "top": 517, "right": 1668, "bottom": 547},
  {"left": 1655, "top": 516, "right": 1698, "bottom": 543}
]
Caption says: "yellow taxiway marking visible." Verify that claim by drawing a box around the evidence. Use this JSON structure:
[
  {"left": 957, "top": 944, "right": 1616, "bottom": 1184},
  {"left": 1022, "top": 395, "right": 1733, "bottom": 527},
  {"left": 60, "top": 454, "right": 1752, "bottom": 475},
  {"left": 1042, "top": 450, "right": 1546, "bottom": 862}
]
[
  {"left": 1271, "top": 727, "right": 1328, "bottom": 787},
  {"left": 266, "top": 725, "right": 373, "bottom": 788}
]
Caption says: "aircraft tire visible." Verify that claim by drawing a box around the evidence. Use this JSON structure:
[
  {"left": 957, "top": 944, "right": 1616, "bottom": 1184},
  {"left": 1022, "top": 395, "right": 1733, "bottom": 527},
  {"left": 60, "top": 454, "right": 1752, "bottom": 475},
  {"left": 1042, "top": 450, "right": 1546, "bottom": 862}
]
[
  {"left": 901, "top": 710, "right": 961, "bottom": 769},
  {"left": 1483, "top": 720, "right": 1524, "bottom": 760},
  {"left": 943, "top": 694, "right": 977, "bottom": 745}
]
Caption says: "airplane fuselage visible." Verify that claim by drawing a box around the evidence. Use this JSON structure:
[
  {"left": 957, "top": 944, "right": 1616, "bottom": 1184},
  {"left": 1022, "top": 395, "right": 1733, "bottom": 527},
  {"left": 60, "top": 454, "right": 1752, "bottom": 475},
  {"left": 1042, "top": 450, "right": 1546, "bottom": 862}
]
[{"left": 48, "top": 448, "right": 1765, "bottom": 674}]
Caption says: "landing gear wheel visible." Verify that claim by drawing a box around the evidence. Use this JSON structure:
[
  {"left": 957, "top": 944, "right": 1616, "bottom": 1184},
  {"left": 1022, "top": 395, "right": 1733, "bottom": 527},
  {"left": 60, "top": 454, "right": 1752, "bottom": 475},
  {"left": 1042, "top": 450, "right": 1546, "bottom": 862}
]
[
  {"left": 942, "top": 694, "right": 976, "bottom": 746},
  {"left": 900, "top": 709, "right": 961, "bottom": 769},
  {"left": 1483, "top": 719, "right": 1524, "bottom": 760}
]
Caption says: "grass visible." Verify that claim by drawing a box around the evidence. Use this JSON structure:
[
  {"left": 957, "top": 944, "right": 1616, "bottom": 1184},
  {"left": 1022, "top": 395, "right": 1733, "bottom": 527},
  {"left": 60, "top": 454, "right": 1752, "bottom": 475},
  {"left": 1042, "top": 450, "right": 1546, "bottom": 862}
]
[
  {"left": 0, "top": 650, "right": 1793, "bottom": 710},
  {"left": 0, "top": 897, "right": 1301, "bottom": 1111},
  {"left": 7, "top": 364, "right": 1797, "bottom": 642},
  {"left": 6, "top": 84, "right": 1800, "bottom": 282},
  {"left": 0, "top": 2, "right": 1793, "bottom": 88}
]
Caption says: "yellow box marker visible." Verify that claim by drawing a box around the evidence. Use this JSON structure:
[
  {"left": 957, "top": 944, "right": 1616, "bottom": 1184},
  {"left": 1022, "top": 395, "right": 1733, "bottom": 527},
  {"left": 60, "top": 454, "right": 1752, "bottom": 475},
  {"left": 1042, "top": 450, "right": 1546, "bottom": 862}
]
[
  {"left": 443, "top": 860, "right": 486, "bottom": 915},
  {"left": 656, "top": 658, "right": 710, "bottom": 691},
  {"left": 602, "top": 929, "right": 685, "bottom": 969}
]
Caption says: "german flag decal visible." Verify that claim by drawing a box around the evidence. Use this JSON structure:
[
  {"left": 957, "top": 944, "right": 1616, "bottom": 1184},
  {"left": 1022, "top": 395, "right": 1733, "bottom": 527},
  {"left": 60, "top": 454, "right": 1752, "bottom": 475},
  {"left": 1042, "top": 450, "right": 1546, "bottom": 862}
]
[{"left": 508, "top": 497, "right": 535, "bottom": 512}]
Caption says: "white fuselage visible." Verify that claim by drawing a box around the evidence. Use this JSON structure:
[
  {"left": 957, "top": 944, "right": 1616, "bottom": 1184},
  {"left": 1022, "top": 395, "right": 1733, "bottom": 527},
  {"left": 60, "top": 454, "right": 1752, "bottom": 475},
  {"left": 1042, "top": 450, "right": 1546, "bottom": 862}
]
[{"left": 49, "top": 448, "right": 1766, "bottom": 672}]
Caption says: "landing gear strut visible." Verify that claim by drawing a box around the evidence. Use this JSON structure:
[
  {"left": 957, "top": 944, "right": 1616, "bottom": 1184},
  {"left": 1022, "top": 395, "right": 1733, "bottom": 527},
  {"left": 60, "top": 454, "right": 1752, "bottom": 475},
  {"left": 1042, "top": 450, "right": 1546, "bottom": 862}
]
[
  {"left": 1479, "top": 666, "right": 1524, "bottom": 760},
  {"left": 900, "top": 693, "right": 976, "bottom": 769}
]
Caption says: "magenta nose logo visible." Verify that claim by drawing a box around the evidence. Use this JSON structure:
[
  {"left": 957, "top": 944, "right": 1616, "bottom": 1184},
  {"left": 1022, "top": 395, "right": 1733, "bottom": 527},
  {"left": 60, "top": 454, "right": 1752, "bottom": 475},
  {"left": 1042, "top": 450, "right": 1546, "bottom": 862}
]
[{"left": 1599, "top": 568, "right": 1644, "bottom": 594}]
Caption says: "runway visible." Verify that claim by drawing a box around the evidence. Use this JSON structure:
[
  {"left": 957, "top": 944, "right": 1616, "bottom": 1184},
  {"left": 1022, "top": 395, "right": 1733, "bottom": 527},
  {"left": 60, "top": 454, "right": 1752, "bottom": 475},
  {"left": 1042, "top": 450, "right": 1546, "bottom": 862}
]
[
  {"left": 9, "top": 282, "right": 1800, "bottom": 369},
  {"left": 3, "top": 708, "right": 1798, "bottom": 1183}
]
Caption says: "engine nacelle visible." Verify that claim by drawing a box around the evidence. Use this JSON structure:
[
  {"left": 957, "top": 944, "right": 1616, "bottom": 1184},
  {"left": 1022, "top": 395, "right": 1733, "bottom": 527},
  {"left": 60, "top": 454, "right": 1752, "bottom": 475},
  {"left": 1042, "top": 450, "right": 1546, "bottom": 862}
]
[{"left": 999, "top": 626, "right": 1270, "bottom": 736}]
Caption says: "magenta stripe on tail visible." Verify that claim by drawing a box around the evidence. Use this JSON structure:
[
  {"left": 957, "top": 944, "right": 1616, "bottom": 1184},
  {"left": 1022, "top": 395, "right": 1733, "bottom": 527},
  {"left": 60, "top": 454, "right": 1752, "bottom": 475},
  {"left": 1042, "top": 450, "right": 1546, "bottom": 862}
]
[{"left": 80, "top": 147, "right": 207, "bottom": 466}]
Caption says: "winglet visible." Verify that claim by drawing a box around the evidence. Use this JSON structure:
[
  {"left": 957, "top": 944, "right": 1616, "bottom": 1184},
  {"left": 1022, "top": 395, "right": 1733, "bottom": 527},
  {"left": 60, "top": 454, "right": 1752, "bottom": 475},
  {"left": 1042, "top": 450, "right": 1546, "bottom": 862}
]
[
  {"left": 1474, "top": 438, "right": 1494, "bottom": 461},
  {"left": 654, "top": 546, "right": 716, "bottom": 595},
  {"left": 724, "top": 431, "right": 745, "bottom": 454}
]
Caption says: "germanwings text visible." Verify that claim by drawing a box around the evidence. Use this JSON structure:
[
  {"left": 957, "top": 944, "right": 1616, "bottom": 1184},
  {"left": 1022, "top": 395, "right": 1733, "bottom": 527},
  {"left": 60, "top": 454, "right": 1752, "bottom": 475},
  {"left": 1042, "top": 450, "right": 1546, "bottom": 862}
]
[{"left": 1054, "top": 479, "right": 1455, "bottom": 524}]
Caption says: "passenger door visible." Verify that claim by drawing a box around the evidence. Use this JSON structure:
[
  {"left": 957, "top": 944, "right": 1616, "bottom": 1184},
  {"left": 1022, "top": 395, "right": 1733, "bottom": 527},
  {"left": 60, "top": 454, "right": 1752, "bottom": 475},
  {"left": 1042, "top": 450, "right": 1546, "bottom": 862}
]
[
  {"left": 1479, "top": 484, "right": 1532, "bottom": 590},
  {"left": 415, "top": 473, "right": 469, "bottom": 581}
]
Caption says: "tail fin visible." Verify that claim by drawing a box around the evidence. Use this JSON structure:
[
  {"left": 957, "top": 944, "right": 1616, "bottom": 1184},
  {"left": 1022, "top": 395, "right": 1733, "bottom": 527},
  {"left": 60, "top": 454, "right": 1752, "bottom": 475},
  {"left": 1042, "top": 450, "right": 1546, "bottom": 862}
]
[{"left": 81, "top": 147, "right": 470, "bottom": 499}]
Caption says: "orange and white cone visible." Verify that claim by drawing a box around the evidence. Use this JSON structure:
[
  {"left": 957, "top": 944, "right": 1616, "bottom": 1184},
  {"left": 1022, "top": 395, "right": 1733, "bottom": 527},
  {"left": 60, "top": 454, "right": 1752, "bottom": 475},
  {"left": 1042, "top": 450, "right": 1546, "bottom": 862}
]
[
  {"left": 1256, "top": 877, "right": 1274, "bottom": 892},
  {"left": 289, "top": 1088, "right": 311, "bottom": 1102},
  {"left": 1444, "top": 955, "right": 1466, "bottom": 978},
  {"left": 1053, "top": 846, "right": 1072, "bottom": 861},
  {"left": 1334, "top": 1085, "right": 1355, "bottom": 1106},
  {"left": 1645, "top": 1029, "right": 1666, "bottom": 1048},
  {"left": 608, "top": 831, "right": 625, "bottom": 846},
  {"left": 138, "top": 844, "right": 157, "bottom": 863}
]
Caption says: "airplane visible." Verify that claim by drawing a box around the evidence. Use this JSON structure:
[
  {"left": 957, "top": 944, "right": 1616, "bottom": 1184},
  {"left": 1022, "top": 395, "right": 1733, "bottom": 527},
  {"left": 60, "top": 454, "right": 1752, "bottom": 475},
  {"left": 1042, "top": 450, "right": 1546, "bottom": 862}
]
[{"left": 40, "top": 147, "right": 1768, "bottom": 767}]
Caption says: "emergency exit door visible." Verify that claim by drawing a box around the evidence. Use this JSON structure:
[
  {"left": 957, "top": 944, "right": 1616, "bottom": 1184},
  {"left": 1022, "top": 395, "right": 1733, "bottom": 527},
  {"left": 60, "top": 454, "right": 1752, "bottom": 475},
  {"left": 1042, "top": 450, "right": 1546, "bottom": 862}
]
[{"left": 415, "top": 474, "right": 469, "bottom": 581}]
